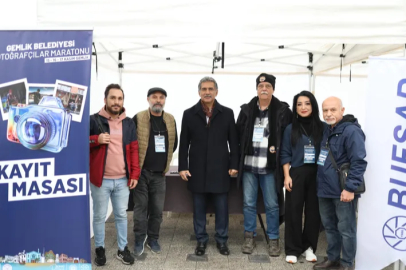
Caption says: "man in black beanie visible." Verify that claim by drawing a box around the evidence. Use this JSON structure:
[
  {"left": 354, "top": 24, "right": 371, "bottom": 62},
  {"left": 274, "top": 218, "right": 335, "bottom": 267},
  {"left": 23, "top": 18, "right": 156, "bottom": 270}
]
[{"left": 236, "top": 73, "right": 292, "bottom": 256}]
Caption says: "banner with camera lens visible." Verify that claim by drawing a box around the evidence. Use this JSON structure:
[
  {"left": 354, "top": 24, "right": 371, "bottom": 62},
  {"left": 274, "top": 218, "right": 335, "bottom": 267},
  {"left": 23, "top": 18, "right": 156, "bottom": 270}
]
[{"left": 0, "top": 30, "right": 93, "bottom": 269}]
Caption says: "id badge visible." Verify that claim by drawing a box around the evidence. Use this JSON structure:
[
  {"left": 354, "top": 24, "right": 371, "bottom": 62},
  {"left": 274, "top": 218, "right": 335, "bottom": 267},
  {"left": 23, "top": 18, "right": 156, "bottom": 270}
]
[
  {"left": 154, "top": 135, "right": 165, "bottom": 153},
  {"left": 317, "top": 147, "right": 329, "bottom": 166},
  {"left": 253, "top": 126, "right": 265, "bottom": 142},
  {"left": 304, "top": 145, "right": 316, "bottom": 163}
]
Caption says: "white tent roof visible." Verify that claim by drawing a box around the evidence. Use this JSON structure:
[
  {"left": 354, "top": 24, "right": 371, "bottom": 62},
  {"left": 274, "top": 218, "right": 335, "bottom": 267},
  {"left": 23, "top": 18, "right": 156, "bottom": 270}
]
[{"left": 30, "top": 0, "right": 406, "bottom": 75}]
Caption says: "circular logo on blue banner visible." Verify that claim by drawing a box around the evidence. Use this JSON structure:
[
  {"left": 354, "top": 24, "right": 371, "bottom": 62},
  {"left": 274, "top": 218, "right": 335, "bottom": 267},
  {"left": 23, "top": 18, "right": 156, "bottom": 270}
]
[
  {"left": 2, "top": 264, "right": 12, "bottom": 270},
  {"left": 383, "top": 216, "right": 406, "bottom": 251}
]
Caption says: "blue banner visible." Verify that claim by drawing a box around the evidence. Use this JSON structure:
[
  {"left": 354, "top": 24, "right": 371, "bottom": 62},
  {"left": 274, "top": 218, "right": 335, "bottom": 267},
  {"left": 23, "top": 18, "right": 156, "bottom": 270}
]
[{"left": 0, "top": 30, "right": 93, "bottom": 268}]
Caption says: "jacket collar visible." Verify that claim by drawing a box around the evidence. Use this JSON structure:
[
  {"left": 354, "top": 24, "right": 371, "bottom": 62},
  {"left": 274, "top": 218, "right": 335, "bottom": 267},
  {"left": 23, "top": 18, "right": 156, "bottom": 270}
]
[
  {"left": 241, "top": 95, "right": 288, "bottom": 115},
  {"left": 192, "top": 99, "right": 223, "bottom": 122},
  {"left": 145, "top": 108, "right": 166, "bottom": 120}
]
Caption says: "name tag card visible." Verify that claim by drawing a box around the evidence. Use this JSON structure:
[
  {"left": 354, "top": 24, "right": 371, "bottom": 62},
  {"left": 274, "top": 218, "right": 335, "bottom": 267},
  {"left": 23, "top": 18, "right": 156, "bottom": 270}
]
[
  {"left": 317, "top": 147, "right": 329, "bottom": 166},
  {"left": 304, "top": 145, "right": 316, "bottom": 163},
  {"left": 253, "top": 125, "right": 265, "bottom": 142},
  {"left": 155, "top": 135, "right": 165, "bottom": 152}
]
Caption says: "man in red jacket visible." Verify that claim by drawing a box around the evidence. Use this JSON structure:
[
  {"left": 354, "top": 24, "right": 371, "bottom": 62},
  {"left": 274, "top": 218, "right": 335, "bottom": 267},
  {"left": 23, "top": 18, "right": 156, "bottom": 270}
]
[{"left": 89, "top": 84, "right": 140, "bottom": 266}]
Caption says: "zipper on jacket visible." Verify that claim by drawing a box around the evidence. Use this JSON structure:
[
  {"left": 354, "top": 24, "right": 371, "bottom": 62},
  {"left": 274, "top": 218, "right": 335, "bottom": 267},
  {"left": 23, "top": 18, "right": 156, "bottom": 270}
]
[
  {"left": 122, "top": 118, "right": 129, "bottom": 179},
  {"left": 101, "top": 119, "right": 110, "bottom": 182}
]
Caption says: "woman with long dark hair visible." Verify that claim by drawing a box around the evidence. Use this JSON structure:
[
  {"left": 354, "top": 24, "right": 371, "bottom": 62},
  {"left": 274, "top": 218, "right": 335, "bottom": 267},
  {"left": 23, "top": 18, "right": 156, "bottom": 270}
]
[{"left": 280, "top": 90, "right": 324, "bottom": 264}]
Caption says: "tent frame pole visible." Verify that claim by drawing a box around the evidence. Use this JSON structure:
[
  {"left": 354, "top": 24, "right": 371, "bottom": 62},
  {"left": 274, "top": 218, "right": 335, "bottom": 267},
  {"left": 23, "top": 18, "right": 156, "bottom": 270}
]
[
  {"left": 394, "top": 260, "right": 405, "bottom": 270},
  {"left": 118, "top": 51, "right": 123, "bottom": 86}
]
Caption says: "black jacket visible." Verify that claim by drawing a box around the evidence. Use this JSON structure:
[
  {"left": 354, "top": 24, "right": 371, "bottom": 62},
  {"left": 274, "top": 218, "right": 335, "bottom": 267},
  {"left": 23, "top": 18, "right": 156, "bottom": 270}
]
[
  {"left": 236, "top": 96, "right": 292, "bottom": 222},
  {"left": 179, "top": 100, "right": 239, "bottom": 193}
]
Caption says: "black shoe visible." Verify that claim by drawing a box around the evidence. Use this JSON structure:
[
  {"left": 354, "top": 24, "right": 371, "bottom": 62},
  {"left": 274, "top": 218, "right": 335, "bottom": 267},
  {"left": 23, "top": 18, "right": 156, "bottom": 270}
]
[
  {"left": 313, "top": 258, "right": 340, "bottom": 269},
  {"left": 95, "top": 246, "right": 106, "bottom": 266},
  {"left": 216, "top": 242, "right": 230, "bottom": 256},
  {"left": 116, "top": 246, "right": 135, "bottom": 265},
  {"left": 194, "top": 242, "right": 207, "bottom": 256}
]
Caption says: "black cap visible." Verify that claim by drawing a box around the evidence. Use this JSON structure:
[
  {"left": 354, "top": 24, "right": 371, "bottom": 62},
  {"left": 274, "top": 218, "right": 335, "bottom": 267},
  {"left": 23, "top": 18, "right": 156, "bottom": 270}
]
[
  {"left": 256, "top": 73, "right": 276, "bottom": 90},
  {"left": 147, "top": 87, "right": 167, "bottom": 97}
]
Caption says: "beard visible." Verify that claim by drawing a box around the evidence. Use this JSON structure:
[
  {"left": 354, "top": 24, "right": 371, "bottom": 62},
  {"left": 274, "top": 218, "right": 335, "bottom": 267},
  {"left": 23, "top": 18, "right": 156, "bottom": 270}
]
[
  {"left": 151, "top": 103, "right": 163, "bottom": 113},
  {"left": 325, "top": 119, "right": 336, "bottom": 125},
  {"left": 106, "top": 105, "right": 121, "bottom": 115}
]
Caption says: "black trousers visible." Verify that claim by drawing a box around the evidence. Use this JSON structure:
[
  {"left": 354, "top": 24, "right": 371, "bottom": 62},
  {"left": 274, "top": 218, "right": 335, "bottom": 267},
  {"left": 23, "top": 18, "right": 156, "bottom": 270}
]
[
  {"left": 285, "top": 164, "right": 321, "bottom": 257},
  {"left": 192, "top": 192, "right": 229, "bottom": 244},
  {"left": 133, "top": 169, "right": 166, "bottom": 242}
]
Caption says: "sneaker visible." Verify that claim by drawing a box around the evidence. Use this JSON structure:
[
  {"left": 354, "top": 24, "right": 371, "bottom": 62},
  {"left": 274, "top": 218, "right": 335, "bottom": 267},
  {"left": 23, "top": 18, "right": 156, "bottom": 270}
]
[
  {"left": 302, "top": 247, "right": 317, "bottom": 262},
  {"left": 95, "top": 247, "right": 106, "bottom": 266},
  {"left": 116, "top": 246, "right": 135, "bottom": 265},
  {"left": 267, "top": 239, "right": 281, "bottom": 257},
  {"left": 241, "top": 231, "right": 256, "bottom": 254},
  {"left": 286, "top": 255, "right": 297, "bottom": 264},
  {"left": 147, "top": 239, "right": 161, "bottom": 254},
  {"left": 134, "top": 235, "right": 148, "bottom": 256}
]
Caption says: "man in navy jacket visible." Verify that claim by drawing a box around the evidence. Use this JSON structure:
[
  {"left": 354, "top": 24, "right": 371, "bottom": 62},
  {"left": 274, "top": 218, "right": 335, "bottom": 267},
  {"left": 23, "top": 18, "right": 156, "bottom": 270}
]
[{"left": 314, "top": 97, "right": 367, "bottom": 270}]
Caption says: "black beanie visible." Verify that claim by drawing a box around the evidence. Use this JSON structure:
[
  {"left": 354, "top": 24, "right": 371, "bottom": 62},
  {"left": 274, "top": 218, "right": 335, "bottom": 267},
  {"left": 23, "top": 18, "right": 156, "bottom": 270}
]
[{"left": 256, "top": 73, "right": 276, "bottom": 90}]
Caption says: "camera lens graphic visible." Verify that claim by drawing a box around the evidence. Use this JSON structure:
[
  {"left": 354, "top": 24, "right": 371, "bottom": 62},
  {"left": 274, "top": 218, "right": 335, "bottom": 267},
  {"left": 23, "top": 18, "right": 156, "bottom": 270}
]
[
  {"left": 383, "top": 216, "right": 406, "bottom": 251},
  {"left": 15, "top": 111, "right": 55, "bottom": 150}
]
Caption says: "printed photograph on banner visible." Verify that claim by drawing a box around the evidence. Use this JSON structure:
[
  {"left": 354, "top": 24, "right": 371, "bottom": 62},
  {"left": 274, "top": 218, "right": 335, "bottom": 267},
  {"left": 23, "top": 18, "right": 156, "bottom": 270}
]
[
  {"left": 53, "top": 80, "right": 87, "bottom": 122},
  {"left": 6, "top": 94, "right": 72, "bottom": 153},
  {"left": 28, "top": 84, "right": 54, "bottom": 105},
  {"left": 0, "top": 79, "right": 28, "bottom": 121}
]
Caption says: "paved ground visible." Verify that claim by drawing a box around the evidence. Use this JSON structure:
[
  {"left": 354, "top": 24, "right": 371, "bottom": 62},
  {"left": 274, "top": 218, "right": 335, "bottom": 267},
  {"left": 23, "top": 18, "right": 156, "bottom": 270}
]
[{"left": 91, "top": 212, "right": 395, "bottom": 270}]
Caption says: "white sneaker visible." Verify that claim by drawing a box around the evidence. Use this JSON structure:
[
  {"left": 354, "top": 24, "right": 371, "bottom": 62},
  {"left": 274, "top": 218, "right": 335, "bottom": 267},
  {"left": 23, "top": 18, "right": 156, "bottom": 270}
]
[
  {"left": 285, "top": 255, "right": 297, "bottom": 264},
  {"left": 302, "top": 247, "right": 317, "bottom": 262}
]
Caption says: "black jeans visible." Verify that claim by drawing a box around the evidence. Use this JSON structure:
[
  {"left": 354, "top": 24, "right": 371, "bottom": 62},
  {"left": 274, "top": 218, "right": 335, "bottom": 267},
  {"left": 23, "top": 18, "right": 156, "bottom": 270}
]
[
  {"left": 285, "top": 165, "right": 321, "bottom": 257},
  {"left": 133, "top": 169, "right": 166, "bottom": 242},
  {"left": 192, "top": 192, "right": 229, "bottom": 244}
]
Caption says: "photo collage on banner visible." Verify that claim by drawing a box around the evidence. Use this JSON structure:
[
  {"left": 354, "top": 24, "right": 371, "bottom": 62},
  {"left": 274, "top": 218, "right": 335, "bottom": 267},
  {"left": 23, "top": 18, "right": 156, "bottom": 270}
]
[{"left": 0, "top": 30, "right": 93, "bottom": 270}]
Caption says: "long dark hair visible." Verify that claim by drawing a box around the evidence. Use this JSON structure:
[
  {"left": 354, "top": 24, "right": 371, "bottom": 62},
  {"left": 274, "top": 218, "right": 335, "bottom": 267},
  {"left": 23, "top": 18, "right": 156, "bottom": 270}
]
[{"left": 291, "top": 91, "right": 324, "bottom": 146}]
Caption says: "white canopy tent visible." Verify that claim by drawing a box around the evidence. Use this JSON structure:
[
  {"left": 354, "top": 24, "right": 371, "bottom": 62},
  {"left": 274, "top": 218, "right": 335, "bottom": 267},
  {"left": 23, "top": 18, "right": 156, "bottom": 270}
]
[
  {"left": 33, "top": 0, "right": 406, "bottom": 78},
  {"left": 2, "top": 0, "right": 406, "bottom": 81},
  {"left": 2, "top": 2, "right": 406, "bottom": 268}
]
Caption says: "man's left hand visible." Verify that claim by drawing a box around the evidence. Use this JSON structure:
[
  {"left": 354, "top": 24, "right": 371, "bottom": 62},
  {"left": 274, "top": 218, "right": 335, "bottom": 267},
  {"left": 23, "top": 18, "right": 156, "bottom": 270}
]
[
  {"left": 341, "top": 190, "right": 354, "bottom": 202},
  {"left": 229, "top": 169, "right": 238, "bottom": 176},
  {"left": 129, "top": 179, "right": 138, "bottom": 189}
]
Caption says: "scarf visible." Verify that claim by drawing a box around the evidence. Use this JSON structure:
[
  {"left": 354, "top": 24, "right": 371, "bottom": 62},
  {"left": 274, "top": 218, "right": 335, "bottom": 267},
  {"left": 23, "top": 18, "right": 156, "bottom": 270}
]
[
  {"left": 201, "top": 100, "right": 215, "bottom": 126},
  {"left": 246, "top": 97, "right": 280, "bottom": 169}
]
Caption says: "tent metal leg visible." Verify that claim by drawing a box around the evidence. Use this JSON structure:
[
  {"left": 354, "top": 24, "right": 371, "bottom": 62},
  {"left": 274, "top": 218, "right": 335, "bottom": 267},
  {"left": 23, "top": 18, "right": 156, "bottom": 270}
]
[
  {"left": 311, "top": 75, "right": 316, "bottom": 95},
  {"left": 257, "top": 213, "right": 268, "bottom": 244},
  {"left": 394, "top": 260, "right": 405, "bottom": 270}
]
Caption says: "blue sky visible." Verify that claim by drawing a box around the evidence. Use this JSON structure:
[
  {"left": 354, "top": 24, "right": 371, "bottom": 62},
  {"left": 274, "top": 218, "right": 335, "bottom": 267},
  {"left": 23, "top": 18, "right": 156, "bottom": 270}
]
[{"left": 29, "top": 86, "right": 54, "bottom": 96}]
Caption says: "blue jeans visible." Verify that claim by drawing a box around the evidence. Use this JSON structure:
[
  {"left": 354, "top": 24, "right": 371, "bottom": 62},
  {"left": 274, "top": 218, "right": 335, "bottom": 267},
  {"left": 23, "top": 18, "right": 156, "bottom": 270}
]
[
  {"left": 318, "top": 197, "right": 358, "bottom": 267},
  {"left": 242, "top": 171, "right": 279, "bottom": 239},
  {"left": 193, "top": 192, "right": 229, "bottom": 244},
  {"left": 91, "top": 178, "right": 129, "bottom": 251}
]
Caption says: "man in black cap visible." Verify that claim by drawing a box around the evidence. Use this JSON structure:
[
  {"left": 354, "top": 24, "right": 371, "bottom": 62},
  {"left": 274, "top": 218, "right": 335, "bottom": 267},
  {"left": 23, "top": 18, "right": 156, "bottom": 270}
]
[
  {"left": 131, "top": 87, "right": 178, "bottom": 256},
  {"left": 236, "top": 73, "right": 292, "bottom": 256}
]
